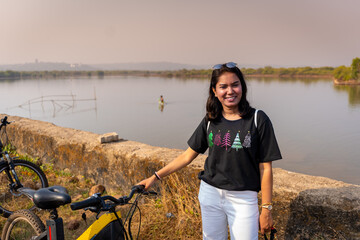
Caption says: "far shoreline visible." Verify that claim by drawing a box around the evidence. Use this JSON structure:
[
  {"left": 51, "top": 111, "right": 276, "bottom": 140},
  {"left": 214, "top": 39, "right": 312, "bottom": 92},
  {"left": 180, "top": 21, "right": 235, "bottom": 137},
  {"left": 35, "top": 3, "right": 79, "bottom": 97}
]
[{"left": 0, "top": 70, "right": 333, "bottom": 81}]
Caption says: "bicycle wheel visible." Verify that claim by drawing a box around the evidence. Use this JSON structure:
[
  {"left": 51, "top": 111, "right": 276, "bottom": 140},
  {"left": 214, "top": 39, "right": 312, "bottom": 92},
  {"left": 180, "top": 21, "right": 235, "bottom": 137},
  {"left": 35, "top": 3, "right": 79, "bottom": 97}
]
[
  {"left": 0, "top": 159, "right": 49, "bottom": 218},
  {"left": 1, "top": 209, "right": 45, "bottom": 240}
]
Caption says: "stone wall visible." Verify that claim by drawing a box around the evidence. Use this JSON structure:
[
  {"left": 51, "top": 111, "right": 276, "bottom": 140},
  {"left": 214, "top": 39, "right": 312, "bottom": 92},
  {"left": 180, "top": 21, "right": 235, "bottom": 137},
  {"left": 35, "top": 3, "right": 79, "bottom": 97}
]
[{"left": 1, "top": 114, "right": 359, "bottom": 239}]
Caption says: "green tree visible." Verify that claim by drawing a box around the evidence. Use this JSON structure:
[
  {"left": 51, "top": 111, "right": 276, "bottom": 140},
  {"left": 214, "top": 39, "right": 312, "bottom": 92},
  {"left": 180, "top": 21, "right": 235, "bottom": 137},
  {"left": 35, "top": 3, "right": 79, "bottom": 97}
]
[
  {"left": 333, "top": 66, "right": 352, "bottom": 81},
  {"left": 351, "top": 57, "right": 360, "bottom": 80},
  {"left": 262, "top": 66, "right": 275, "bottom": 74}
]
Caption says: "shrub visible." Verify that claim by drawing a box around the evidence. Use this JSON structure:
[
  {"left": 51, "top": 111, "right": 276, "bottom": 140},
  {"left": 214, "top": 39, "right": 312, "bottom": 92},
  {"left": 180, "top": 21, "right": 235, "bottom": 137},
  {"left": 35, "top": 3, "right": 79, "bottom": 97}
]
[
  {"left": 333, "top": 66, "right": 352, "bottom": 81},
  {"left": 351, "top": 57, "right": 360, "bottom": 80}
]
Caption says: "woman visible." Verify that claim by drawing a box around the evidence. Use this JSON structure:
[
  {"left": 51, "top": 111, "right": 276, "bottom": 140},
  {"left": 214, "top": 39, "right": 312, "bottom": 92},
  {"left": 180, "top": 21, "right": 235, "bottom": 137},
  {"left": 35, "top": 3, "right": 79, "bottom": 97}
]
[{"left": 138, "top": 62, "right": 282, "bottom": 239}]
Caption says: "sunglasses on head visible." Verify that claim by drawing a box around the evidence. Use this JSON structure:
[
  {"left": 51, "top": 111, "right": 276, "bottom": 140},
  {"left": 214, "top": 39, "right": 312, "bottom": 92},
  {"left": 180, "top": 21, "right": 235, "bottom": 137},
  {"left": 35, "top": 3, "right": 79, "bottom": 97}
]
[{"left": 212, "top": 62, "right": 238, "bottom": 70}]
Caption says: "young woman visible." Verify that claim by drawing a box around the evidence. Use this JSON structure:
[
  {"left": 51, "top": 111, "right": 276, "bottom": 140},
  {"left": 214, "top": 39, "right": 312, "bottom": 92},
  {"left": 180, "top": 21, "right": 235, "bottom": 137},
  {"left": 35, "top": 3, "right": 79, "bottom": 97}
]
[{"left": 138, "top": 62, "right": 282, "bottom": 239}]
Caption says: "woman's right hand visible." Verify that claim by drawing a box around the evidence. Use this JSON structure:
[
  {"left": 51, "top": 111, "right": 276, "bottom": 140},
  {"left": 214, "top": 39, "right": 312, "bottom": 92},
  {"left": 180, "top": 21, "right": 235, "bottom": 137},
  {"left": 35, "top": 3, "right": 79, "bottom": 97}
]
[
  {"left": 137, "top": 175, "right": 157, "bottom": 190},
  {"left": 137, "top": 148, "right": 199, "bottom": 190}
]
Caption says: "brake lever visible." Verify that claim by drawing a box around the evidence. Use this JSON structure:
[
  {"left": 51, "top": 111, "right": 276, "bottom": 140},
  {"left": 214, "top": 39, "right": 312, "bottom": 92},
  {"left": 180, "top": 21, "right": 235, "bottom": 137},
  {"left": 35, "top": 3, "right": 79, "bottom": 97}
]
[
  {"left": 142, "top": 191, "right": 157, "bottom": 195},
  {"left": 84, "top": 206, "right": 100, "bottom": 213}
]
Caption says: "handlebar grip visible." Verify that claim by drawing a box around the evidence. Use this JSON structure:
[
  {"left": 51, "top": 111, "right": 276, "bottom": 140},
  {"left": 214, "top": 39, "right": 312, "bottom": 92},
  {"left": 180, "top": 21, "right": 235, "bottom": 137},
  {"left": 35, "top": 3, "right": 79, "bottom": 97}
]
[
  {"left": 131, "top": 184, "right": 145, "bottom": 192},
  {"left": 126, "top": 185, "right": 145, "bottom": 201},
  {"left": 70, "top": 197, "right": 101, "bottom": 210}
]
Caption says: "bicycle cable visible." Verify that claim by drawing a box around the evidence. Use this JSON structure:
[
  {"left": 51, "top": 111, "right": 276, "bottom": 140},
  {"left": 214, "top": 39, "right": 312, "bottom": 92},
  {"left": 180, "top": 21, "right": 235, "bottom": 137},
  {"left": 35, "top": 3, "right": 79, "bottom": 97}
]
[
  {"left": 128, "top": 201, "right": 142, "bottom": 240},
  {"left": 124, "top": 193, "right": 143, "bottom": 240},
  {"left": 113, "top": 209, "right": 129, "bottom": 240}
]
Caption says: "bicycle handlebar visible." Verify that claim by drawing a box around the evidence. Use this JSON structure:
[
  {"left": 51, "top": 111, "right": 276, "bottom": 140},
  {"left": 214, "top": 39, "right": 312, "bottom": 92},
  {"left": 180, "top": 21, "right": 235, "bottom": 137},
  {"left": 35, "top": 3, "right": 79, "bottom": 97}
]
[
  {"left": 70, "top": 185, "right": 155, "bottom": 211},
  {"left": 70, "top": 196, "right": 102, "bottom": 210},
  {"left": 0, "top": 116, "right": 11, "bottom": 131}
]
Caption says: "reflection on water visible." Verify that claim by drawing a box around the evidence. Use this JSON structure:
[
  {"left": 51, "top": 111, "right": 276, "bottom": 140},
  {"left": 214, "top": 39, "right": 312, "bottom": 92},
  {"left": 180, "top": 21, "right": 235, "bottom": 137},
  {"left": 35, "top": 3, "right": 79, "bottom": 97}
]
[
  {"left": 334, "top": 85, "right": 360, "bottom": 106},
  {"left": 250, "top": 77, "right": 360, "bottom": 107},
  {"left": 0, "top": 76, "right": 359, "bottom": 185},
  {"left": 159, "top": 102, "right": 164, "bottom": 112}
]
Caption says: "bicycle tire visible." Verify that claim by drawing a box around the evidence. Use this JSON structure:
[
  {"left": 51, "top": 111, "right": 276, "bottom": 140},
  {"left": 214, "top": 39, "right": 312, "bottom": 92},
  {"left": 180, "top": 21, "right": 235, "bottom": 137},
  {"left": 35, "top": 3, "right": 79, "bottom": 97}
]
[
  {"left": 0, "top": 159, "right": 49, "bottom": 218},
  {"left": 1, "top": 209, "right": 45, "bottom": 240}
]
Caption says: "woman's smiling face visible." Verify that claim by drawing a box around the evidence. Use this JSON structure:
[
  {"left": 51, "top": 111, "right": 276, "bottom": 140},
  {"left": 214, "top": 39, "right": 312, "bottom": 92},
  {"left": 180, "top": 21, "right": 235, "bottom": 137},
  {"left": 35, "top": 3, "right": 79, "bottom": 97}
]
[{"left": 212, "top": 72, "right": 242, "bottom": 111}]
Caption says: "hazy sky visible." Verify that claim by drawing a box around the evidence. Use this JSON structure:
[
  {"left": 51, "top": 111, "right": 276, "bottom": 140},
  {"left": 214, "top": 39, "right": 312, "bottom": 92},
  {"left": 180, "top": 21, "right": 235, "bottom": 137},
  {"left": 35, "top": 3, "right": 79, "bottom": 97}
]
[{"left": 1, "top": 0, "right": 359, "bottom": 67}]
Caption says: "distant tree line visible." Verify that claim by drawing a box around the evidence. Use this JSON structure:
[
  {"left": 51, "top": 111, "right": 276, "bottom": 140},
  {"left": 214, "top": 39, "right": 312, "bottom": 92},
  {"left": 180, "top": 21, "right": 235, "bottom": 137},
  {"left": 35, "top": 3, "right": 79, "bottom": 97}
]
[
  {"left": 0, "top": 70, "right": 103, "bottom": 79},
  {"left": 240, "top": 66, "right": 334, "bottom": 77},
  {"left": 333, "top": 57, "right": 360, "bottom": 81},
  {"left": 0, "top": 66, "right": 337, "bottom": 80}
]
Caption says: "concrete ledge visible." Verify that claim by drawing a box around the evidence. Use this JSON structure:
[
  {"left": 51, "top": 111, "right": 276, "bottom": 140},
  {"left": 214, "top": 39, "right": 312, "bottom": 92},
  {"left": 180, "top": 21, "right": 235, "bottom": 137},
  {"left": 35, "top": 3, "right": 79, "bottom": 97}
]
[{"left": 1, "top": 114, "right": 359, "bottom": 239}]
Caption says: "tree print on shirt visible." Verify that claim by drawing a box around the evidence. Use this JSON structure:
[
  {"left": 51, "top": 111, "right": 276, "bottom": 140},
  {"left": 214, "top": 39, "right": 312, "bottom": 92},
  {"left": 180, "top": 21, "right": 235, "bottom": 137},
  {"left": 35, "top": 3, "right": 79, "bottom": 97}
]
[
  {"left": 231, "top": 131, "right": 243, "bottom": 151},
  {"left": 243, "top": 131, "right": 252, "bottom": 148},
  {"left": 208, "top": 131, "right": 214, "bottom": 147},
  {"left": 214, "top": 131, "right": 222, "bottom": 146},
  {"left": 221, "top": 131, "right": 231, "bottom": 150}
]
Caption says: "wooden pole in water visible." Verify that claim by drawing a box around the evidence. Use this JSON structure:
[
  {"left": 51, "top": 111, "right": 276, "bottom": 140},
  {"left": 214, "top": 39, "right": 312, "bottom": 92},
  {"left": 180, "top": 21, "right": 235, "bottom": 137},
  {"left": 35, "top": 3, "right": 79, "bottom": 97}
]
[
  {"left": 94, "top": 87, "right": 98, "bottom": 117},
  {"left": 41, "top": 96, "right": 44, "bottom": 112}
]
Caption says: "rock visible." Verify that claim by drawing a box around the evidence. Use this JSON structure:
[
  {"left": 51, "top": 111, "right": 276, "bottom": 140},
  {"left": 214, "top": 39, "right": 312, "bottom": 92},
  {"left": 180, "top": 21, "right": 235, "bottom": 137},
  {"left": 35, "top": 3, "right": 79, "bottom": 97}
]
[
  {"left": 99, "top": 132, "right": 119, "bottom": 143},
  {"left": 89, "top": 184, "right": 106, "bottom": 196},
  {"left": 284, "top": 186, "right": 360, "bottom": 239}
]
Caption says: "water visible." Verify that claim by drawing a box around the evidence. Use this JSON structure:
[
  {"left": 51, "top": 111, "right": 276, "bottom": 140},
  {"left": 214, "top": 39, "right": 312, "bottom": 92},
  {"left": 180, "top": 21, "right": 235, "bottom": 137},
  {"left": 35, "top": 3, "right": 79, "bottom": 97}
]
[{"left": 1, "top": 76, "right": 359, "bottom": 185}]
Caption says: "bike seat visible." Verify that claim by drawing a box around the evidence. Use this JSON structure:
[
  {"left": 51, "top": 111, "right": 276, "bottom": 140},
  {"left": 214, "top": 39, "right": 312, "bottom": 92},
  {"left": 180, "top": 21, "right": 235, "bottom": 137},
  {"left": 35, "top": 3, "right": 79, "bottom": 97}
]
[{"left": 30, "top": 186, "right": 71, "bottom": 209}]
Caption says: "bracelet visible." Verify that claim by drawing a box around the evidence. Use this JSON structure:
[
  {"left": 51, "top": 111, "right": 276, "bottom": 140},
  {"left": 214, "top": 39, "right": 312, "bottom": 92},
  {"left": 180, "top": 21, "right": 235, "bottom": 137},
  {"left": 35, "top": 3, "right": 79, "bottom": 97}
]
[
  {"left": 261, "top": 203, "right": 272, "bottom": 206},
  {"left": 154, "top": 172, "right": 161, "bottom": 181}
]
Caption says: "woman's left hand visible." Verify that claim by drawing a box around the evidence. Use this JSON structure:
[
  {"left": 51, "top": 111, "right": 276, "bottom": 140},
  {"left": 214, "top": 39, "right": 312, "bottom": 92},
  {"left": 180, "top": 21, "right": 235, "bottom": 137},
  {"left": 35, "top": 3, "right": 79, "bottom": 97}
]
[{"left": 259, "top": 209, "right": 273, "bottom": 234}]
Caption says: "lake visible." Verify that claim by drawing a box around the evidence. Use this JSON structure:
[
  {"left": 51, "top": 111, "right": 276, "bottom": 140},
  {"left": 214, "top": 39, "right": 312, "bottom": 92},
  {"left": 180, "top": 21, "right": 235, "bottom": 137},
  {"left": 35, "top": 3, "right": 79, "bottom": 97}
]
[{"left": 1, "top": 76, "right": 360, "bottom": 185}]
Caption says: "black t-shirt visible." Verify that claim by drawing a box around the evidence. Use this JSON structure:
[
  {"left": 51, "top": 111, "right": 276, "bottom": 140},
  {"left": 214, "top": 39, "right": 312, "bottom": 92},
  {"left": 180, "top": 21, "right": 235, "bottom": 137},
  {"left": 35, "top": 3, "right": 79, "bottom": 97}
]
[{"left": 187, "top": 108, "right": 282, "bottom": 192}]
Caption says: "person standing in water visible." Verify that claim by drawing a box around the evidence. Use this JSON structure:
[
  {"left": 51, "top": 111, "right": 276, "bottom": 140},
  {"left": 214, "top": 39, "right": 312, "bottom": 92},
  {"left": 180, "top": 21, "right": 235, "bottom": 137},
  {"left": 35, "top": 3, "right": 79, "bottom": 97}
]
[
  {"left": 159, "top": 95, "right": 164, "bottom": 105},
  {"left": 139, "top": 62, "right": 282, "bottom": 239},
  {"left": 159, "top": 95, "right": 165, "bottom": 111}
]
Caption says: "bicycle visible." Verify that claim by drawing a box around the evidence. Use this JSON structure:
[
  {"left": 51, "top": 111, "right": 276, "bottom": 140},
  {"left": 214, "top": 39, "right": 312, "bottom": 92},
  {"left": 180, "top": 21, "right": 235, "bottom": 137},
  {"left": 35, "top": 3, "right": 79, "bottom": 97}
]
[
  {"left": 1, "top": 184, "right": 157, "bottom": 240},
  {"left": 0, "top": 116, "right": 49, "bottom": 218}
]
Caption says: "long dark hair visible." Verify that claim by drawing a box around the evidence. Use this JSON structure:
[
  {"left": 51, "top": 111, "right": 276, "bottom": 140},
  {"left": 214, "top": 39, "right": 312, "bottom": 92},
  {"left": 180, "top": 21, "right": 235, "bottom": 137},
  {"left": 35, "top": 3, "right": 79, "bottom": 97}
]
[{"left": 206, "top": 64, "right": 251, "bottom": 121}]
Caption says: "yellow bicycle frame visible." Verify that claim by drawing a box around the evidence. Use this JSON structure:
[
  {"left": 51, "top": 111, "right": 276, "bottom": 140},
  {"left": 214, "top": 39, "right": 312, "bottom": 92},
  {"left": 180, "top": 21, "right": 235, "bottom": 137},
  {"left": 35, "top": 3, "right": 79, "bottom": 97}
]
[{"left": 77, "top": 211, "right": 122, "bottom": 240}]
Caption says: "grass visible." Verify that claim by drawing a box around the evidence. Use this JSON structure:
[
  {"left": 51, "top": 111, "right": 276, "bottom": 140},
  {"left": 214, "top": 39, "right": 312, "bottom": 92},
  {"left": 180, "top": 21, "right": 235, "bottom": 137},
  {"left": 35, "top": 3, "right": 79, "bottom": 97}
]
[
  {"left": 0, "top": 150, "right": 203, "bottom": 239},
  {"left": 139, "top": 171, "right": 202, "bottom": 239},
  {"left": 1, "top": 148, "right": 291, "bottom": 239}
]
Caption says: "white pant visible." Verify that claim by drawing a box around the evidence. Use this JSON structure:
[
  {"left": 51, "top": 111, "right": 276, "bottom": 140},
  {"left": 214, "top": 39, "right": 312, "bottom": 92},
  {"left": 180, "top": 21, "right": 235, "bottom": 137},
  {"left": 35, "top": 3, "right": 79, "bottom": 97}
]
[{"left": 198, "top": 180, "right": 259, "bottom": 240}]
